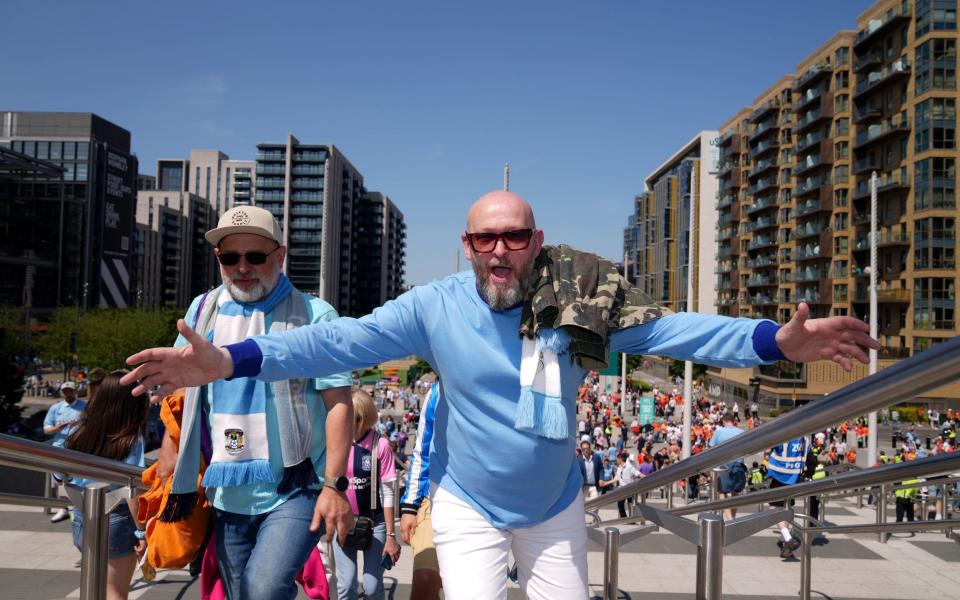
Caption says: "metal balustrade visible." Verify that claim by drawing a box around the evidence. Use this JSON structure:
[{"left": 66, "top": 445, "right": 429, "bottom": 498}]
[{"left": 585, "top": 335, "right": 960, "bottom": 600}]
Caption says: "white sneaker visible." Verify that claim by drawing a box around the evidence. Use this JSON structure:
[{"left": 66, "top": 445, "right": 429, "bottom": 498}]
[{"left": 50, "top": 508, "right": 70, "bottom": 523}]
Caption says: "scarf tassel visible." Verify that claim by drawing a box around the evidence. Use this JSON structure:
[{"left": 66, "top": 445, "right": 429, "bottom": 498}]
[
  {"left": 202, "top": 459, "right": 275, "bottom": 489},
  {"left": 542, "top": 395, "right": 568, "bottom": 440},
  {"left": 159, "top": 491, "right": 197, "bottom": 523},
  {"left": 277, "top": 458, "right": 319, "bottom": 495},
  {"left": 515, "top": 385, "right": 537, "bottom": 430}
]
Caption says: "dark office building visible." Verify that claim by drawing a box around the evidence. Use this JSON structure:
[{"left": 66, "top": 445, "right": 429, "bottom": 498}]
[
  {"left": 1, "top": 112, "right": 139, "bottom": 310},
  {"left": 351, "top": 192, "right": 406, "bottom": 316},
  {"left": 0, "top": 147, "right": 64, "bottom": 316}
]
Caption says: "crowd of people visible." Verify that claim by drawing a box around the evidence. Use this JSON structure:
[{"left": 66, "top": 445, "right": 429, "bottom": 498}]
[{"left": 19, "top": 192, "right": 941, "bottom": 599}]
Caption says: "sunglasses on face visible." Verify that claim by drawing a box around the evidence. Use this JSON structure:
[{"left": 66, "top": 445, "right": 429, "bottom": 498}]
[
  {"left": 216, "top": 246, "right": 280, "bottom": 266},
  {"left": 464, "top": 228, "right": 534, "bottom": 253}
]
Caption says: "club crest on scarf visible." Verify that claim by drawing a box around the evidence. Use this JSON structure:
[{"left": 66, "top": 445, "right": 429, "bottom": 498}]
[{"left": 224, "top": 429, "right": 246, "bottom": 455}]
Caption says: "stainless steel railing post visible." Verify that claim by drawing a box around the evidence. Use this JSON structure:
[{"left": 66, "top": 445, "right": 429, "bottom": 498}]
[
  {"left": 710, "top": 466, "right": 727, "bottom": 504},
  {"left": 695, "top": 513, "right": 724, "bottom": 600},
  {"left": 877, "top": 484, "right": 888, "bottom": 543},
  {"left": 79, "top": 482, "right": 111, "bottom": 600},
  {"left": 666, "top": 484, "right": 674, "bottom": 510},
  {"left": 820, "top": 494, "right": 826, "bottom": 523},
  {"left": 602, "top": 527, "right": 620, "bottom": 600},
  {"left": 799, "top": 528, "right": 813, "bottom": 600},
  {"left": 44, "top": 471, "right": 55, "bottom": 515}
]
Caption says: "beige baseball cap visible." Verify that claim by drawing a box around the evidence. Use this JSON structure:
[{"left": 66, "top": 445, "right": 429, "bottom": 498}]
[{"left": 205, "top": 206, "right": 283, "bottom": 246}]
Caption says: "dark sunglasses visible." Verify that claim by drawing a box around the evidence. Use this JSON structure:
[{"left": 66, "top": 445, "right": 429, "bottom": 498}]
[
  {"left": 217, "top": 246, "right": 280, "bottom": 266},
  {"left": 464, "top": 229, "right": 534, "bottom": 253}
]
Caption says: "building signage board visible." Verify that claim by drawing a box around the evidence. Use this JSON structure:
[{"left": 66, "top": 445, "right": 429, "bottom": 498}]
[{"left": 639, "top": 396, "right": 656, "bottom": 426}]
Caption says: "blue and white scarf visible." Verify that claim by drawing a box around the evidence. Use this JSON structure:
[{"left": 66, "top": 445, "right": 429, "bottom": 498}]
[
  {"left": 514, "top": 328, "right": 571, "bottom": 440},
  {"left": 162, "top": 274, "right": 315, "bottom": 521}
]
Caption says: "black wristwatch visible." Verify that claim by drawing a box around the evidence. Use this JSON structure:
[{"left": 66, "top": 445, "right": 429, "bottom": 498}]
[{"left": 324, "top": 475, "right": 349, "bottom": 492}]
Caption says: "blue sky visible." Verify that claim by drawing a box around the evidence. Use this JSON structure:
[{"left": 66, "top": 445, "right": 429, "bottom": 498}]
[{"left": 2, "top": 0, "right": 873, "bottom": 285}]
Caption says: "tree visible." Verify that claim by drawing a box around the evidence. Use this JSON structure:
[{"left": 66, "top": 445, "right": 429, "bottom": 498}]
[
  {"left": 0, "top": 308, "right": 29, "bottom": 431},
  {"left": 668, "top": 359, "right": 708, "bottom": 380}
]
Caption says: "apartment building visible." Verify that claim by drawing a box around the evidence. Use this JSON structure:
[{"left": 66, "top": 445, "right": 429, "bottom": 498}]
[
  {"left": 623, "top": 131, "right": 720, "bottom": 314},
  {"left": 351, "top": 191, "right": 407, "bottom": 317},
  {"left": 705, "top": 0, "right": 959, "bottom": 409}
]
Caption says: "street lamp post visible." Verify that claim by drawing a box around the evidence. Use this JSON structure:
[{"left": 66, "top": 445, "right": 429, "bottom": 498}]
[
  {"left": 867, "top": 172, "right": 879, "bottom": 467},
  {"left": 682, "top": 170, "right": 696, "bottom": 460}
]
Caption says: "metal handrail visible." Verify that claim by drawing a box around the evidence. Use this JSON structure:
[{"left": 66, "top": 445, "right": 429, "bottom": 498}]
[
  {"left": 0, "top": 432, "right": 148, "bottom": 600},
  {"left": 585, "top": 335, "right": 960, "bottom": 510},
  {"left": 668, "top": 451, "right": 960, "bottom": 516},
  {"left": 0, "top": 433, "right": 144, "bottom": 486}
]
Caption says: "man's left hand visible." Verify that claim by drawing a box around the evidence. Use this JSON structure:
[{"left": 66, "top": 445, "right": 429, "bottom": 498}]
[
  {"left": 311, "top": 487, "right": 355, "bottom": 545},
  {"left": 775, "top": 302, "right": 881, "bottom": 371}
]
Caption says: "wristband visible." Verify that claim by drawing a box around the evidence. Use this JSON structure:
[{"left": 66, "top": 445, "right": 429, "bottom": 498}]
[{"left": 133, "top": 529, "right": 146, "bottom": 540}]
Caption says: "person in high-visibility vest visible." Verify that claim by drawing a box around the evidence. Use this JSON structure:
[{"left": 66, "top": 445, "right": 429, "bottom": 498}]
[
  {"left": 895, "top": 478, "right": 921, "bottom": 522},
  {"left": 808, "top": 461, "right": 827, "bottom": 521}
]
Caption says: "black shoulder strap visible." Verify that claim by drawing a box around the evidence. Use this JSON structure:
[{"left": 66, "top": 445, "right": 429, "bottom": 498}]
[{"left": 370, "top": 432, "right": 379, "bottom": 512}]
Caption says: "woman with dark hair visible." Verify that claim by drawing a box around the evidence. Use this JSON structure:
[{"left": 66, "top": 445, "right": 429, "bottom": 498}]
[{"left": 67, "top": 371, "right": 148, "bottom": 600}]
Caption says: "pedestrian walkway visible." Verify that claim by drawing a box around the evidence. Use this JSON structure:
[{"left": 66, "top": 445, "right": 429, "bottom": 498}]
[{"left": 3, "top": 492, "right": 959, "bottom": 599}]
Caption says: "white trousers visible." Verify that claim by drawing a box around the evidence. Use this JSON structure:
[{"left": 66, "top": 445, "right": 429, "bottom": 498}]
[{"left": 430, "top": 485, "right": 589, "bottom": 600}]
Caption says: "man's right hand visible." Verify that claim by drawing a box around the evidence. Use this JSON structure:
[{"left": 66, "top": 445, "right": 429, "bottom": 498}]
[
  {"left": 399, "top": 512, "right": 417, "bottom": 545},
  {"left": 121, "top": 319, "right": 233, "bottom": 402}
]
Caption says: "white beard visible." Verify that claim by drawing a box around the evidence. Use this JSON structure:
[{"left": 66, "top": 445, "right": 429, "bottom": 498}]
[{"left": 224, "top": 271, "right": 279, "bottom": 303}]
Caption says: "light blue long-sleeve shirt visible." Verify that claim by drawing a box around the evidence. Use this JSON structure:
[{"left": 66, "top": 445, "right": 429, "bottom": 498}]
[{"left": 234, "top": 270, "right": 779, "bottom": 528}]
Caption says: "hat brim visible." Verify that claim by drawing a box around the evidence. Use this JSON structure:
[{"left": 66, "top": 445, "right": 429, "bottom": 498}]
[{"left": 205, "top": 226, "right": 281, "bottom": 246}]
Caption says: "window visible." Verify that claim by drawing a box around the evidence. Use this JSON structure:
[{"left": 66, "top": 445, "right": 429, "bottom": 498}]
[
  {"left": 834, "top": 117, "right": 849, "bottom": 136},
  {"left": 49, "top": 142, "right": 62, "bottom": 160},
  {"left": 834, "top": 213, "right": 849, "bottom": 229},
  {"left": 76, "top": 143, "right": 88, "bottom": 160},
  {"left": 834, "top": 70, "right": 849, "bottom": 90},
  {"left": 835, "top": 46, "right": 850, "bottom": 66},
  {"left": 834, "top": 164, "right": 849, "bottom": 183},
  {"left": 915, "top": 38, "right": 957, "bottom": 96},
  {"left": 918, "top": 0, "right": 958, "bottom": 35},
  {"left": 76, "top": 163, "right": 88, "bottom": 181},
  {"left": 835, "top": 141, "right": 849, "bottom": 160},
  {"left": 835, "top": 94, "right": 849, "bottom": 114},
  {"left": 834, "top": 188, "right": 849, "bottom": 207},
  {"left": 834, "top": 236, "right": 849, "bottom": 254},
  {"left": 834, "top": 284, "right": 849, "bottom": 302}
]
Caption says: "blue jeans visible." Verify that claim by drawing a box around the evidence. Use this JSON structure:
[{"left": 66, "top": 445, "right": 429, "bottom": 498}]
[
  {"left": 213, "top": 490, "right": 322, "bottom": 600},
  {"left": 332, "top": 514, "right": 387, "bottom": 600},
  {"left": 71, "top": 503, "right": 139, "bottom": 560}
]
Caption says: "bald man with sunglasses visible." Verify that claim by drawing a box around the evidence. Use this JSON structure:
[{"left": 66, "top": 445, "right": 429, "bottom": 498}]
[{"left": 125, "top": 191, "right": 878, "bottom": 600}]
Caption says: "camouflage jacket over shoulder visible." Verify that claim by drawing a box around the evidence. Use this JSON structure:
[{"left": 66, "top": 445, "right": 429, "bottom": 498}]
[{"left": 519, "top": 244, "right": 672, "bottom": 370}]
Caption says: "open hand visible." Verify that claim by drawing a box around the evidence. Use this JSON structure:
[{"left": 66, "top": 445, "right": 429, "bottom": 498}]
[
  {"left": 121, "top": 319, "right": 233, "bottom": 402},
  {"left": 775, "top": 303, "right": 881, "bottom": 371}
]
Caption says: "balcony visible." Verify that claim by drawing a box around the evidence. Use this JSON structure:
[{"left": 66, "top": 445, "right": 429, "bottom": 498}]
[
  {"left": 715, "top": 261, "right": 736, "bottom": 274},
  {"left": 717, "top": 161, "right": 737, "bottom": 177},
  {"left": 747, "top": 235, "right": 776, "bottom": 251},
  {"left": 745, "top": 216, "right": 778, "bottom": 232},
  {"left": 794, "top": 132, "right": 822, "bottom": 154},
  {"left": 717, "top": 245, "right": 739, "bottom": 259},
  {"left": 716, "top": 227, "right": 736, "bottom": 241},
  {"left": 748, "top": 139, "right": 779, "bottom": 159},
  {"left": 750, "top": 98, "right": 782, "bottom": 123},
  {"left": 746, "top": 255, "right": 777, "bottom": 268},
  {"left": 721, "top": 173, "right": 742, "bottom": 191},
  {"left": 795, "top": 237, "right": 831, "bottom": 261},
  {"left": 749, "top": 119, "right": 778, "bottom": 142},
  {"left": 795, "top": 63, "right": 832, "bottom": 92},
  {"left": 853, "top": 156, "right": 882, "bottom": 175},
  {"left": 854, "top": 52, "right": 883, "bottom": 73},
  {"left": 853, "top": 172, "right": 909, "bottom": 200},
  {"left": 853, "top": 103, "right": 883, "bottom": 123},
  {"left": 745, "top": 275, "right": 777, "bottom": 287},
  {"left": 717, "top": 194, "right": 737, "bottom": 209},
  {"left": 717, "top": 278, "right": 739, "bottom": 291},
  {"left": 794, "top": 222, "right": 826, "bottom": 240},
  {"left": 747, "top": 178, "right": 778, "bottom": 195},
  {"left": 794, "top": 153, "right": 827, "bottom": 178},
  {"left": 795, "top": 176, "right": 823, "bottom": 196},
  {"left": 749, "top": 158, "right": 778, "bottom": 179},
  {"left": 853, "top": 3, "right": 912, "bottom": 53},
  {"left": 791, "top": 290, "right": 826, "bottom": 304},
  {"left": 854, "top": 58, "right": 911, "bottom": 100},
  {"left": 746, "top": 196, "right": 777, "bottom": 214},
  {"left": 256, "top": 153, "right": 286, "bottom": 162},
  {"left": 854, "top": 230, "right": 911, "bottom": 250},
  {"left": 795, "top": 268, "right": 829, "bottom": 283},
  {"left": 748, "top": 293, "right": 778, "bottom": 306},
  {"left": 796, "top": 102, "right": 834, "bottom": 134},
  {"left": 852, "top": 287, "right": 912, "bottom": 303},
  {"left": 796, "top": 89, "right": 820, "bottom": 113},
  {"left": 714, "top": 296, "right": 738, "bottom": 306}
]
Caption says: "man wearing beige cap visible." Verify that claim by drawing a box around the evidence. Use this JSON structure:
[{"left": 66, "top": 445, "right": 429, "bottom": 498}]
[{"left": 156, "top": 206, "right": 354, "bottom": 600}]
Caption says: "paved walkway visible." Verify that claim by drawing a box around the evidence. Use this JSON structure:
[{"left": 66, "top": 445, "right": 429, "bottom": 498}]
[{"left": 3, "top": 491, "right": 959, "bottom": 599}]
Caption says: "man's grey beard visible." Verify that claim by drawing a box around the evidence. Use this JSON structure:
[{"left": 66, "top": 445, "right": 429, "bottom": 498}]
[
  {"left": 472, "top": 258, "right": 535, "bottom": 310},
  {"left": 225, "top": 271, "right": 279, "bottom": 303}
]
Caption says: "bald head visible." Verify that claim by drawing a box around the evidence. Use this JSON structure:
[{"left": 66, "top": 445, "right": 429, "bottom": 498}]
[{"left": 466, "top": 191, "right": 536, "bottom": 232}]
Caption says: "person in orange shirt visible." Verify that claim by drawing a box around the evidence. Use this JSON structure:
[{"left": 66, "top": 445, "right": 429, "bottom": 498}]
[{"left": 846, "top": 449, "right": 857, "bottom": 464}]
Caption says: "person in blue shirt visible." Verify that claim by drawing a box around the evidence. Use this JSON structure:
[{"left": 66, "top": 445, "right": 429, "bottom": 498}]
[
  {"left": 398, "top": 381, "right": 442, "bottom": 600},
  {"left": 708, "top": 412, "right": 746, "bottom": 519},
  {"left": 123, "top": 191, "right": 879, "bottom": 600},
  {"left": 65, "top": 372, "right": 147, "bottom": 600},
  {"left": 767, "top": 435, "right": 817, "bottom": 558},
  {"left": 577, "top": 440, "right": 604, "bottom": 501},
  {"left": 44, "top": 381, "right": 86, "bottom": 523}
]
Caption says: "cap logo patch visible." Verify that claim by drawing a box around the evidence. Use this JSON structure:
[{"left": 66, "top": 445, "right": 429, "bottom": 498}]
[{"left": 231, "top": 210, "right": 250, "bottom": 226}]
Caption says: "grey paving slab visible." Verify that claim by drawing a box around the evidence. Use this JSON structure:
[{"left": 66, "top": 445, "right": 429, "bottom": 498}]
[
  {"left": 908, "top": 540, "right": 960, "bottom": 562},
  {"left": 0, "top": 508, "right": 73, "bottom": 532},
  {"left": 0, "top": 568, "right": 79, "bottom": 600}
]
